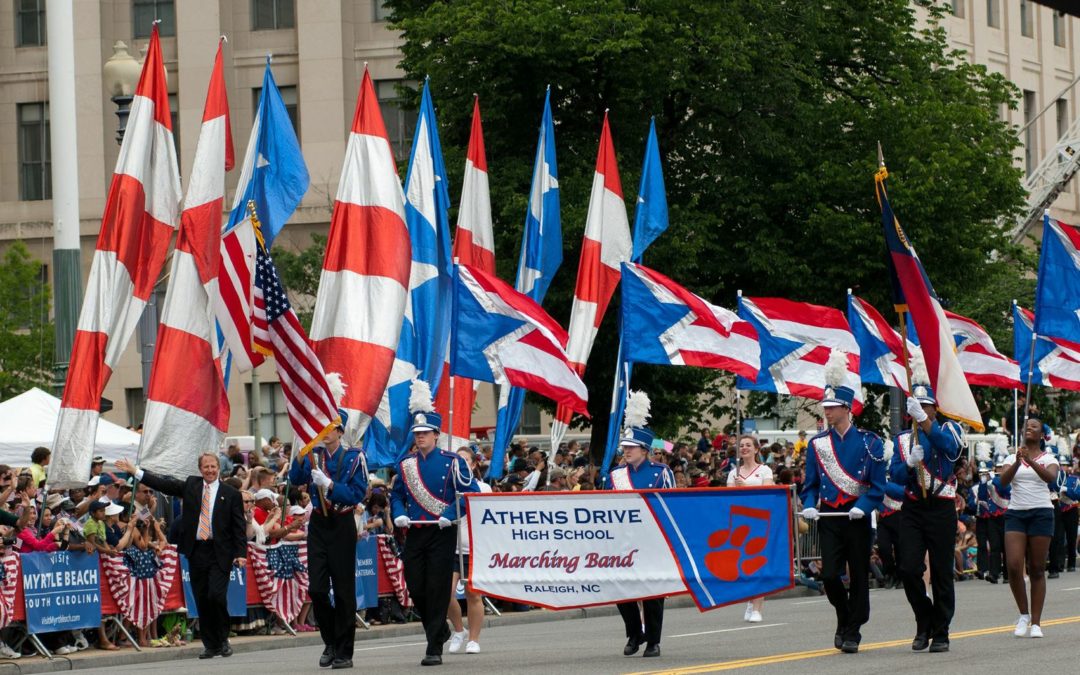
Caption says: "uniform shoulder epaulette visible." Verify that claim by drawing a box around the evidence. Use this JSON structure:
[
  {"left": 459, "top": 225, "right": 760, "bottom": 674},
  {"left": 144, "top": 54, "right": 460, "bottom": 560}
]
[
  {"left": 810, "top": 429, "right": 830, "bottom": 442},
  {"left": 858, "top": 428, "right": 882, "bottom": 442}
]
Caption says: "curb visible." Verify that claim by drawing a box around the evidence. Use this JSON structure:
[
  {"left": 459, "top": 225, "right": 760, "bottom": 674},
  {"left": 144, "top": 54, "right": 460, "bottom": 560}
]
[{"left": 0, "top": 587, "right": 816, "bottom": 672}]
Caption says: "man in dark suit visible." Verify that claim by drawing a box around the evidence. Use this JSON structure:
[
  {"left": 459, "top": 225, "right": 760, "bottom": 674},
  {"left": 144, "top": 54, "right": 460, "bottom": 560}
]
[{"left": 116, "top": 454, "right": 246, "bottom": 659}]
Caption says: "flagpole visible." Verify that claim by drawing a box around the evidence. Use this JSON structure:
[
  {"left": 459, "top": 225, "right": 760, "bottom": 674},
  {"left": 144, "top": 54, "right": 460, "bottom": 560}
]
[
  {"left": 448, "top": 259, "right": 459, "bottom": 455},
  {"left": 735, "top": 290, "right": 743, "bottom": 437}
]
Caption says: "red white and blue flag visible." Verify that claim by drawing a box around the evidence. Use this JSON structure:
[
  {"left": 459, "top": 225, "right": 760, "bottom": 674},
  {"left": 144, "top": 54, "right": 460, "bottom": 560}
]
[
  {"left": 847, "top": 293, "right": 918, "bottom": 392},
  {"left": 946, "top": 310, "right": 1021, "bottom": 390},
  {"left": 737, "top": 297, "right": 863, "bottom": 413},
  {"left": 1034, "top": 215, "right": 1080, "bottom": 344},
  {"left": 1014, "top": 304, "right": 1080, "bottom": 392},
  {"left": 877, "top": 168, "right": 982, "bottom": 429},
  {"left": 620, "top": 263, "right": 759, "bottom": 377},
  {"left": 451, "top": 264, "right": 588, "bottom": 416}
]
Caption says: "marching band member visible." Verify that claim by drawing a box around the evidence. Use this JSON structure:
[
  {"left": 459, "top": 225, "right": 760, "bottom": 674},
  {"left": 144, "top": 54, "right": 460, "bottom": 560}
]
[
  {"left": 877, "top": 444, "right": 904, "bottom": 590},
  {"left": 1000, "top": 416, "right": 1059, "bottom": 638},
  {"left": 608, "top": 391, "right": 674, "bottom": 658},
  {"left": 889, "top": 370, "right": 963, "bottom": 654},
  {"left": 969, "top": 459, "right": 1010, "bottom": 584},
  {"left": 799, "top": 351, "right": 885, "bottom": 654},
  {"left": 289, "top": 374, "right": 369, "bottom": 671},
  {"left": 391, "top": 380, "right": 478, "bottom": 666},
  {"left": 1053, "top": 463, "right": 1080, "bottom": 573}
]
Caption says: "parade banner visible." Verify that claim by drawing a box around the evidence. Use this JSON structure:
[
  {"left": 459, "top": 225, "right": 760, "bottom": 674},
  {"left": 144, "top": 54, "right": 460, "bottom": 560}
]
[
  {"left": 356, "top": 536, "right": 379, "bottom": 609},
  {"left": 22, "top": 551, "right": 102, "bottom": 633},
  {"left": 179, "top": 556, "right": 247, "bottom": 617},
  {"left": 467, "top": 488, "right": 792, "bottom": 610}
]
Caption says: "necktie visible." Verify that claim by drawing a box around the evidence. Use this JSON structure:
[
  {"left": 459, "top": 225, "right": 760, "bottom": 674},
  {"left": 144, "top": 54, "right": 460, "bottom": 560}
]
[{"left": 197, "top": 483, "right": 212, "bottom": 540}]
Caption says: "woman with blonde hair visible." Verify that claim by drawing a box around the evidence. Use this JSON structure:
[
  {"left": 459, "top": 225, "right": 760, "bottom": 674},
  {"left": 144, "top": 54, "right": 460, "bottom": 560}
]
[{"left": 728, "top": 434, "right": 774, "bottom": 623}]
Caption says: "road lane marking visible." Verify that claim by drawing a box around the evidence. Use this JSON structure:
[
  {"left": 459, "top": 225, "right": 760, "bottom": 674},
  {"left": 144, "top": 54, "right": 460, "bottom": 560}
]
[
  {"left": 1061, "top": 586, "right": 1080, "bottom": 591},
  {"left": 790, "top": 599, "right": 827, "bottom": 605},
  {"left": 668, "top": 624, "right": 786, "bottom": 638},
  {"left": 354, "top": 641, "right": 427, "bottom": 652},
  {"left": 626, "top": 615, "right": 1080, "bottom": 674}
]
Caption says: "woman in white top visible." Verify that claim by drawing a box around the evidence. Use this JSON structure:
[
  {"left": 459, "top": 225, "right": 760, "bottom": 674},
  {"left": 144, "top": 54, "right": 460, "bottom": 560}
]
[
  {"left": 999, "top": 417, "right": 1059, "bottom": 638},
  {"left": 447, "top": 448, "right": 492, "bottom": 655},
  {"left": 727, "top": 435, "right": 774, "bottom": 623}
]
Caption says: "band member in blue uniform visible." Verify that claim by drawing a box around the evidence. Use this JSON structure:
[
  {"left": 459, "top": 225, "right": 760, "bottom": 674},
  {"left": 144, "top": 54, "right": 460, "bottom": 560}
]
[
  {"left": 799, "top": 359, "right": 886, "bottom": 655},
  {"left": 889, "top": 381, "right": 963, "bottom": 654},
  {"left": 608, "top": 391, "right": 674, "bottom": 658},
  {"left": 1050, "top": 461, "right": 1080, "bottom": 574},
  {"left": 969, "top": 459, "right": 1010, "bottom": 583},
  {"left": 290, "top": 400, "right": 368, "bottom": 670},
  {"left": 391, "top": 380, "right": 478, "bottom": 666},
  {"left": 878, "top": 458, "right": 904, "bottom": 590}
]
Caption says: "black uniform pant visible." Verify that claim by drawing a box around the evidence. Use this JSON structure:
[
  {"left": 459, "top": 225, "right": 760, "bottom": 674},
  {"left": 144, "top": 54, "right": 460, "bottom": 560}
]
[
  {"left": 1051, "top": 505, "right": 1079, "bottom": 571},
  {"left": 975, "top": 517, "right": 990, "bottom": 576},
  {"left": 877, "top": 513, "right": 901, "bottom": 579},
  {"left": 898, "top": 497, "right": 957, "bottom": 640},
  {"left": 617, "top": 598, "right": 665, "bottom": 646},
  {"left": 403, "top": 524, "right": 457, "bottom": 656},
  {"left": 190, "top": 540, "right": 231, "bottom": 652},
  {"left": 987, "top": 516, "right": 1006, "bottom": 579},
  {"left": 308, "top": 511, "right": 358, "bottom": 660},
  {"left": 819, "top": 504, "right": 872, "bottom": 643}
]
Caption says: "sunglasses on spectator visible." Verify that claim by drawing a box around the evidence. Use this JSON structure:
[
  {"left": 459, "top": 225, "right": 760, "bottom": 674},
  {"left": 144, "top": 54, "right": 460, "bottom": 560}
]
[{"left": 243, "top": 499, "right": 255, "bottom": 504}]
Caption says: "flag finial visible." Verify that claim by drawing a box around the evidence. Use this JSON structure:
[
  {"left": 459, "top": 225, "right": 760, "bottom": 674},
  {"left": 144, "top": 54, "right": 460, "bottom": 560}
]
[{"left": 877, "top": 141, "right": 884, "bottom": 168}]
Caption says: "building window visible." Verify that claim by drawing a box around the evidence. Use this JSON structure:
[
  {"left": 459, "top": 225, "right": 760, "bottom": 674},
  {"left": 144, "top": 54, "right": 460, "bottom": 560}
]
[
  {"left": 1024, "top": 90, "right": 1037, "bottom": 176},
  {"left": 125, "top": 388, "right": 146, "bottom": 428},
  {"left": 376, "top": 80, "right": 417, "bottom": 162},
  {"left": 247, "top": 382, "right": 290, "bottom": 440},
  {"left": 1020, "top": 0, "right": 1033, "bottom": 37},
  {"left": 1057, "top": 99, "right": 1069, "bottom": 140},
  {"left": 986, "top": 0, "right": 1000, "bottom": 28},
  {"left": 252, "top": 0, "right": 294, "bottom": 30},
  {"left": 253, "top": 85, "right": 299, "bottom": 139},
  {"left": 1053, "top": 11, "right": 1066, "bottom": 47},
  {"left": 168, "top": 92, "right": 181, "bottom": 166},
  {"left": 18, "top": 103, "right": 51, "bottom": 201},
  {"left": 951, "top": 0, "right": 964, "bottom": 18},
  {"left": 373, "top": 0, "right": 391, "bottom": 22},
  {"left": 520, "top": 401, "right": 541, "bottom": 435},
  {"left": 16, "top": 0, "right": 46, "bottom": 47},
  {"left": 133, "top": 0, "right": 175, "bottom": 38}
]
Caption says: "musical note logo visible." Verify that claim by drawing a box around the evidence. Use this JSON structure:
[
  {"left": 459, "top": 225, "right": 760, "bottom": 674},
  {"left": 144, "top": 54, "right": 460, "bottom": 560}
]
[{"left": 703, "top": 505, "right": 771, "bottom": 581}]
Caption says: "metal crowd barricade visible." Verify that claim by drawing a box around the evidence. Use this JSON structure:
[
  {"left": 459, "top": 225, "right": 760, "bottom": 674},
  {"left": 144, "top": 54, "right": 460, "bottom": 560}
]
[{"left": 790, "top": 485, "right": 821, "bottom": 575}]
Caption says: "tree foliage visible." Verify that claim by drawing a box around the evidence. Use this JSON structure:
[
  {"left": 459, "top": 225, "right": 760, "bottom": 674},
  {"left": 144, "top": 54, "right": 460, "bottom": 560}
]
[
  {"left": 381, "top": 0, "right": 1029, "bottom": 444},
  {"left": 0, "top": 242, "right": 53, "bottom": 400}
]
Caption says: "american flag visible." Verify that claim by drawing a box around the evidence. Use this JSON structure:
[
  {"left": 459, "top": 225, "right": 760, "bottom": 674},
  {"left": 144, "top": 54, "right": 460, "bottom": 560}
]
[{"left": 254, "top": 231, "right": 339, "bottom": 452}]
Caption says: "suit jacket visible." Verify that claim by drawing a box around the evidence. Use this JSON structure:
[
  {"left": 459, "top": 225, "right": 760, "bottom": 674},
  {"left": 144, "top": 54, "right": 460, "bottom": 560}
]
[{"left": 139, "top": 469, "right": 246, "bottom": 571}]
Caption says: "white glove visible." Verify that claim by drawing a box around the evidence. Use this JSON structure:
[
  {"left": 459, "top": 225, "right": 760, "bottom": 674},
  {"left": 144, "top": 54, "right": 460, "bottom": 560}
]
[
  {"left": 906, "top": 397, "right": 928, "bottom": 423},
  {"left": 800, "top": 507, "right": 820, "bottom": 521},
  {"left": 394, "top": 515, "right": 410, "bottom": 528},
  {"left": 438, "top": 517, "right": 452, "bottom": 529},
  {"left": 906, "top": 444, "right": 925, "bottom": 468},
  {"left": 848, "top": 507, "right": 865, "bottom": 520},
  {"left": 310, "top": 468, "right": 332, "bottom": 490}
]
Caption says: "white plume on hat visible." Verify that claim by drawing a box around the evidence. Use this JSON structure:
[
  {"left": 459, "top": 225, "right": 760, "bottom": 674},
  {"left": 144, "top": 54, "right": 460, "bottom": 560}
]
[
  {"left": 623, "top": 391, "right": 652, "bottom": 430},
  {"left": 909, "top": 351, "right": 930, "bottom": 387},
  {"left": 824, "top": 349, "right": 849, "bottom": 389},
  {"left": 883, "top": 439, "right": 894, "bottom": 462},
  {"left": 325, "top": 372, "right": 347, "bottom": 407},
  {"left": 409, "top": 377, "right": 434, "bottom": 415},
  {"left": 975, "top": 442, "right": 991, "bottom": 463}
]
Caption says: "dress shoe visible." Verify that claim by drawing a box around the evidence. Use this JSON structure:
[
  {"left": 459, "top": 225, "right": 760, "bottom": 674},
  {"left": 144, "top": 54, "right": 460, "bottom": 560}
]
[
  {"left": 911, "top": 633, "right": 930, "bottom": 651},
  {"left": 319, "top": 646, "right": 335, "bottom": 668},
  {"left": 833, "top": 633, "right": 843, "bottom": 650},
  {"left": 331, "top": 658, "right": 353, "bottom": 669},
  {"left": 929, "top": 639, "right": 949, "bottom": 653},
  {"left": 841, "top": 640, "right": 859, "bottom": 654},
  {"left": 1067, "top": 566, "right": 1076, "bottom": 572},
  {"left": 421, "top": 655, "right": 443, "bottom": 666},
  {"left": 624, "top": 634, "right": 645, "bottom": 656},
  {"left": 643, "top": 644, "right": 660, "bottom": 657},
  {"left": 986, "top": 575, "right": 999, "bottom": 584},
  {"left": 220, "top": 642, "right": 233, "bottom": 658},
  {"left": 198, "top": 648, "right": 220, "bottom": 659},
  {"left": 1048, "top": 571, "right": 1060, "bottom": 579}
]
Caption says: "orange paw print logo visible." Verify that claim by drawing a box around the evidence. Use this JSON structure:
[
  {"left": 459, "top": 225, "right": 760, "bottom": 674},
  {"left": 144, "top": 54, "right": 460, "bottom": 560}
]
[{"left": 704, "top": 505, "right": 771, "bottom": 582}]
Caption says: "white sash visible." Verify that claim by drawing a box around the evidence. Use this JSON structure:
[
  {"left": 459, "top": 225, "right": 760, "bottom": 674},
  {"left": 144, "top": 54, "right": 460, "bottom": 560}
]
[
  {"left": 401, "top": 455, "right": 450, "bottom": 517},
  {"left": 610, "top": 467, "right": 633, "bottom": 491},
  {"left": 812, "top": 435, "right": 867, "bottom": 499},
  {"left": 989, "top": 484, "right": 1010, "bottom": 510},
  {"left": 882, "top": 495, "right": 903, "bottom": 511},
  {"left": 896, "top": 433, "right": 957, "bottom": 499}
]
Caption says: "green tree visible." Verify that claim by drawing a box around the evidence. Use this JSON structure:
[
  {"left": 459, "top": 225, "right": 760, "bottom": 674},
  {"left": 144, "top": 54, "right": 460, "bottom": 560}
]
[
  {"left": 383, "top": 0, "right": 1029, "bottom": 448},
  {"left": 273, "top": 233, "right": 327, "bottom": 331},
  {"left": 0, "top": 242, "right": 53, "bottom": 399}
]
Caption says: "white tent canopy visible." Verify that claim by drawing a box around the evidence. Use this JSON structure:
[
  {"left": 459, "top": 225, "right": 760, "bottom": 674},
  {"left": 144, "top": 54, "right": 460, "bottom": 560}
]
[{"left": 0, "top": 388, "right": 140, "bottom": 468}]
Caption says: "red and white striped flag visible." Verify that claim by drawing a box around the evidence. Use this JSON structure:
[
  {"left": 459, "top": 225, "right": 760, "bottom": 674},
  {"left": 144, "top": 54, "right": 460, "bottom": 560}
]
[
  {"left": 946, "top": 310, "right": 1022, "bottom": 390},
  {"left": 435, "top": 98, "right": 494, "bottom": 442},
  {"left": 309, "top": 68, "right": 411, "bottom": 443},
  {"left": 50, "top": 26, "right": 181, "bottom": 488},
  {"left": 550, "top": 113, "right": 631, "bottom": 450},
  {"left": 139, "top": 40, "right": 234, "bottom": 479}
]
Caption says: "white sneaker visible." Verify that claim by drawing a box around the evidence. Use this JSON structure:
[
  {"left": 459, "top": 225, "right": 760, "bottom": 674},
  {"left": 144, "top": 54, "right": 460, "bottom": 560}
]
[
  {"left": 448, "top": 630, "right": 467, "bottom": 654},
  {"left": 748, "top": 610, "right": 763, "bottom": 623},
  {"left": 74, "top": 634, "right": 89, "bottom": 651},
  {"left": 1030, "top": 624, "right": 1044, "bottom": 638},
  {"left": 1014, "top": 614, "right": 1031, "bottom": 637},
  {"left": 465, "top": 640, "right": 480, "bottom": 654},
  {"left": 0, "top": 643, "right": 20, "bottom": 659},
  {"left": 54, "top": 646, "right": 73, "bottom": 655},
  {"left": 744, "top": 602, "right": 753, "bottom": 621}
]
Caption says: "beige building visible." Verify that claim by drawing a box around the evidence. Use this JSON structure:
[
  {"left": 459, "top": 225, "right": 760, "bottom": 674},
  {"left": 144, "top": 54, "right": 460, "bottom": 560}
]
[{"left": 1, "top": 1, "right": 1077, "bottom": 449}]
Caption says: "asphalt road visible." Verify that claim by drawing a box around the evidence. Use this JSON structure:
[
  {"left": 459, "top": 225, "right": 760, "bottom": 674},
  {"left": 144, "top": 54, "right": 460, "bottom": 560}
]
[{"left": 83, "top": 575, "right": 1080, "bottom": 674}]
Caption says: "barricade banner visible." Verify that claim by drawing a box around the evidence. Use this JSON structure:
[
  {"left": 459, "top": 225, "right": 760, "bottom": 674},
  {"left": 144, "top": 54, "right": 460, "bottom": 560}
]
[
  {"left": 376, "top": 535, "right": 410, "bottom": 608},
  {"left": 100, "top": 546, "right": 179, "bottom": 628},
  {"left": 0, "top": 551, "right": 20, "bottom": 629},
  {"left": 22, "top": 551, "right": 102, "bottom": 633},
  {"left": 179, "top": 555, "right": 248, "bottom": 618},
  {"left": 249, "top": 542, "right": 308, "bottom": 623},
  {"left": 355, "top": 536, "right": 378, "bottom": 609},
  {"left": 466, "top": 488, "right": 793, "bottom": 610}
]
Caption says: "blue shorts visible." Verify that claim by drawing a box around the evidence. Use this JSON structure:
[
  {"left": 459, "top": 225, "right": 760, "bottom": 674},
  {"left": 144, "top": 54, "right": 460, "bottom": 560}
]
[{"left": 1005, "top": 508, "right": 1054, "bottom": 537}]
